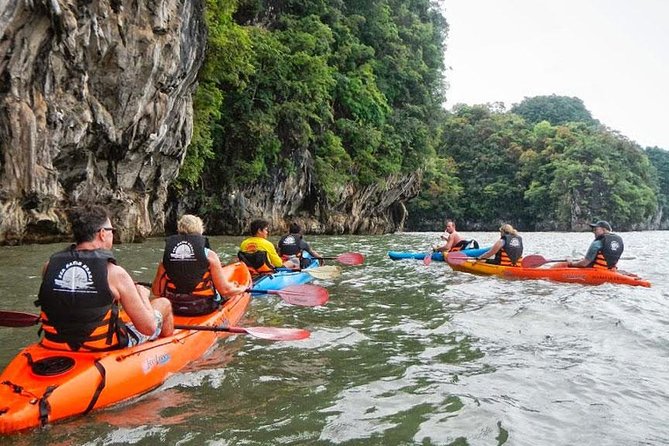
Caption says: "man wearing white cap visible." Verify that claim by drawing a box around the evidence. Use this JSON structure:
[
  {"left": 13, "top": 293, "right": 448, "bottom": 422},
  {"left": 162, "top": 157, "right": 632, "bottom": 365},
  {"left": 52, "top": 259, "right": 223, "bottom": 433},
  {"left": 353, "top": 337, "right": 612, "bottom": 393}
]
[{"left": 567, "top": 220, "right": 624, "bottom": 269}]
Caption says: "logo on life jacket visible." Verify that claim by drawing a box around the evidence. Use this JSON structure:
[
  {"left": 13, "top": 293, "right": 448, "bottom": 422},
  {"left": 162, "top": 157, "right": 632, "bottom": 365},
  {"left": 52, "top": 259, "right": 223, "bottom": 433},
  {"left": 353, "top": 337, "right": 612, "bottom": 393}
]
[
  {"left": 283, "top": 235, "right": 298, "bottom": 245},
  {"left": 508, "top": 238, "right": 521, "bottom": 248},
  {"left": 53, "top": 261, "right": 95, "bottom": 293},
  {"left": 170, "top": 241, "right": 196, "bottom": 261},
  {"left": 610, "top": 240, "right": 621, "bottom": 252}
]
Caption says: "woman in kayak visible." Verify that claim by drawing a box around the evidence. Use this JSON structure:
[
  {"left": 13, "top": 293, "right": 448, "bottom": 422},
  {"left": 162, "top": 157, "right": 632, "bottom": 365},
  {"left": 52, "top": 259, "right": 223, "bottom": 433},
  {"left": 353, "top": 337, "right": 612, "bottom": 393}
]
[
  {"left": 476, "top": 223, "right": 523, "bottom": 266},
  {"left": 567, "top": 220, "right": 624, "bottom": 269},
  {"left": 37, "top": 205, "right": 174, "bottom": 351},
  {"left": 238, "top": 219, "right": 297, "bottom": 276},
  {"left": 152, "top": 214, "right": 247, "bottom": 315}
]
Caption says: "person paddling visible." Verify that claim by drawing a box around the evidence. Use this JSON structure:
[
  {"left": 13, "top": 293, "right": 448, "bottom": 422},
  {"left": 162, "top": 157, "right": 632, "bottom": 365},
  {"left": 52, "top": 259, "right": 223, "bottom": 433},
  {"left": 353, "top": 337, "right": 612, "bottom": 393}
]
[
  {"left": 36, "top": 205, "right": 174, "bottom": 351},
  {"left": 433, "top": 220, "right": 478, "bottom": 253},
  {"left": 476, "top": 223, "right": 523, "bottom": 266},
  {"left": 238, "top": 219, "right": 297, "bottom": 276},
  {"left": 278, "top": 223, "right": 323, "bottom": 268},
  {"left": 567, "top": 220, "right": 624, "bottom": 270},
  {"left": 152, "top": 214, "right": 248, "bottom": 315}
]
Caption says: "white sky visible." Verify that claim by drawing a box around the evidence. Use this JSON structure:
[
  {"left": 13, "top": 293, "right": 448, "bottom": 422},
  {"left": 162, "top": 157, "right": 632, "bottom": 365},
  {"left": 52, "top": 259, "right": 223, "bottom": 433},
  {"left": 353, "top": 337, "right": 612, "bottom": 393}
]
[{"left": 441, "top": 0, "right": 669, "bottom": 149}]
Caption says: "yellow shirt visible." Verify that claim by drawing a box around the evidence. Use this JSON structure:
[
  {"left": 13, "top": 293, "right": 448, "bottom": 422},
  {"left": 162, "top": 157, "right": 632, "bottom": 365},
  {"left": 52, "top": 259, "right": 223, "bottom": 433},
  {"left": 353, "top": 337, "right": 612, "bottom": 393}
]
[{"left": 239, "top": 237, "right": 283, "bottom": 267}]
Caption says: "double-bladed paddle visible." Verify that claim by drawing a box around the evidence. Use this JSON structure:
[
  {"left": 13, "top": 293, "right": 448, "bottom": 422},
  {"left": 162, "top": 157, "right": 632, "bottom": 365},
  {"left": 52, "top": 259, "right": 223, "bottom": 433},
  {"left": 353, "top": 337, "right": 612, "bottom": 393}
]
[
  {"left": 136, "top": 282, "right": 328, "bottom": 307},
  {"left": 520, "top": 255, "right": 566, "bottom": 268},
  {"left": 274, "top": 265, "right": 342, "bottom": 280},
  {"left": 173, "top": 324, "right": 310, "bottom": 341},
  {"left": 252, "top": 284, "right": 329, "bottom": 307},
  {"left": 0, "top": 310, "right": 309, "bottom": 341},
  {"left": 303, "top": 265, "right": 342, "bottom": 280},
  {"left": 423, "top": 249, "right": 434, "bottom": 266},
  {"left": 521, "top": 254, "right": 635, "bottom": 268},
  {"left": 445, "top": 251, "right": 478, "bottom": 266},
  {"left": 0, "top": 310, "right": 39, "bottom": 327},
  {"left": 317, "top": 252, "right": 365, "bottom": 266}
]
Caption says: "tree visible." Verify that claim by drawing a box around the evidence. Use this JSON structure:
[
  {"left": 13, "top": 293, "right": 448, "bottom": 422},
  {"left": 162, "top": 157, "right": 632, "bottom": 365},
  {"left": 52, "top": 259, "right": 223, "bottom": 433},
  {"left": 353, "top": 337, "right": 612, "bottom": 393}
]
[{"left": 511, "top": 94, "right": 599, "bottom": 127}]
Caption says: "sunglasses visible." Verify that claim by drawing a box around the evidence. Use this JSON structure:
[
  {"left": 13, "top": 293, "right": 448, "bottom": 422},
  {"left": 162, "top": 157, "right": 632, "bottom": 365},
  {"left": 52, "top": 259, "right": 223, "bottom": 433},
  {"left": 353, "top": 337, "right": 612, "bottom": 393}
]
[{"left": 100, "top": 227, "right": 117, "bottom": 234}]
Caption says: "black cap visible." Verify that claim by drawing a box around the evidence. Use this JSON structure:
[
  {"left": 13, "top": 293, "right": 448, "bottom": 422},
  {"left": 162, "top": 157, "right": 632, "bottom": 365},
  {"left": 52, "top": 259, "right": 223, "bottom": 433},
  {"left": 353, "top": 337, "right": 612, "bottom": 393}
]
[{"left": 588, "top": 220, "right": 612, "bottom": 231}]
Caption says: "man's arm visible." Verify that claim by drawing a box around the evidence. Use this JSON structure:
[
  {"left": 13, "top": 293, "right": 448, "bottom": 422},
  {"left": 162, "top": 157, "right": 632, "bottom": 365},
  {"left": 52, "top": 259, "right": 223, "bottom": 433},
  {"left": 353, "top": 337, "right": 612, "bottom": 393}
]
[
  {"left": 108, "top": 263, "right": 157, "bottom": 335},
  {"left": 569, "top": 241, "right": 601, "bottom": 267},
  {"left": 445, "top": 233, "right": 462, "bottom": 251},
  {"left": 151, "top": 263, "right": 166, "bottom": 297},
  {"left": 208, "top": 251, "right": 248, "bottom": 296},
  {"left": 300, "top": 240, "right": 321, "bottom": 258}
]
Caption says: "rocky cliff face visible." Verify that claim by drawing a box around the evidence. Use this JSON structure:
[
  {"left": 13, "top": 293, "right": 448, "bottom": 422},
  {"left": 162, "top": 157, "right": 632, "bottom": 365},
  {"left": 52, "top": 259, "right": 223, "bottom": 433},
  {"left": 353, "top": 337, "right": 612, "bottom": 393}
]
[
  {"left": 0, "top": 0, "right": 206, "bottom": 244},
  {"left": 167, "top": 149, "right": 421, "bottom": 236}
]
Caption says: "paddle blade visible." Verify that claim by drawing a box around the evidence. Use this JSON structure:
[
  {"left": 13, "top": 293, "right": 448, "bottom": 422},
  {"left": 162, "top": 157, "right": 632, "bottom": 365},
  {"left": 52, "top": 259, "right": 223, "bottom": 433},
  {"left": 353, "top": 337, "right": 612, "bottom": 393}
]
[
  {"left": 270, "top": 284, "right": 329, "bottom": 307},
  {"left": 0, "top": 310, "right": 41, "bottom": 327},
  {"left": 335, "top": 252, "right": 365, "bottom": 266},
  {"left": 240, "top": 326, "right": 311, "bottom": 341},
  {"left": 421, "top": 249, "right": 433, "bottom": 265},
  {"left": 446, "top": 251, "right": 473, "bottom": 266},
  {"left": 520, "top": 255, "right": 548, "bottom": 268},
  {"left": 174, "top": 324, "right": 311, "bottom": 341},
  {"left": 305, "top": 265, "right": 342, "bottom": 280}
]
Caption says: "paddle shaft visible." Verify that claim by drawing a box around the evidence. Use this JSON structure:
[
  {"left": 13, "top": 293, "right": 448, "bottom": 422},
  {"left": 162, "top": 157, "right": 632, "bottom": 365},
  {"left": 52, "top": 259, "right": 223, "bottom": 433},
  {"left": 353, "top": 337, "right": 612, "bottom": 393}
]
[
  {"left": 136, "top": 281, "right": 327, "bottom": 307},
  {"left": 174, "top": 324, "right": 248, "bottom": 333},
  {"left": 174, "top": 324, "right": 310, "bottom": 340}
]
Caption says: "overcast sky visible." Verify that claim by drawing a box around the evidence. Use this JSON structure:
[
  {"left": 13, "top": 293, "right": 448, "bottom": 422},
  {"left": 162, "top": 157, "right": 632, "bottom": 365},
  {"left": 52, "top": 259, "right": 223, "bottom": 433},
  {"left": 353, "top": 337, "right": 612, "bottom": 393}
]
[{"left": 441, "top": 0, "right": 669, "bottom": 149}]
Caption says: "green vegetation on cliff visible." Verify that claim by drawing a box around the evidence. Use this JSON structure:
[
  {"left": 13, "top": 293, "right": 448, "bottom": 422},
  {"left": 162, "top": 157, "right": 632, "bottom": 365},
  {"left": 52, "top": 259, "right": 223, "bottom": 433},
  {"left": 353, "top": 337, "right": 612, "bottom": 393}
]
[
  {"left": 183, "top": 1, "right": 668, "bottom": 231},
  {"left": 182, "top": 0, "right": 447, "bottom": 204}
]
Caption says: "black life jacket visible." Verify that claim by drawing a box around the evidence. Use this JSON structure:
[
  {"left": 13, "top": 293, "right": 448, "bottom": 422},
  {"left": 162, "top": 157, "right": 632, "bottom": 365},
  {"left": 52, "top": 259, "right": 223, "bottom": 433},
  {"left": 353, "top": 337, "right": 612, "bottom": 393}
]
[
  {"left": 237, "top": 250, "right": 274, "bottom": 276},
  {"left": 590, "top": 233, "right": 624, "bottom": 269},
  {"left": 494, "top": 234, "right": 523, "bottom": 266},
  {"left": 161, "top": 234, "right": 217, "bottom": 315},
  {"left": 278, "top": 233, "right": 302, "bottom": 257},
  {"left": 450, "top": 239, "right": 479, "bottom": 252},
  {"left": 278, "top": 233, "right": 315, "bottom": 268},
  {"left": 36, "top": 247, "right": 128, "bottom": 351}
]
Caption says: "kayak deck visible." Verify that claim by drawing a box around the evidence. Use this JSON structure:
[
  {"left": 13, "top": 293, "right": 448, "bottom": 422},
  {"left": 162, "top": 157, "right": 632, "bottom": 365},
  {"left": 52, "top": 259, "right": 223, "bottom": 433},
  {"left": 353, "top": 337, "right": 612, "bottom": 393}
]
[
  {"left": 388, "top": 247, "right": 489, "bottom": 262},
  {"left": 0, "top": 263, "right": 252, "bottom": 434},
  {"left": 251, "top": 258, "right": 319, "bottom": 292}
]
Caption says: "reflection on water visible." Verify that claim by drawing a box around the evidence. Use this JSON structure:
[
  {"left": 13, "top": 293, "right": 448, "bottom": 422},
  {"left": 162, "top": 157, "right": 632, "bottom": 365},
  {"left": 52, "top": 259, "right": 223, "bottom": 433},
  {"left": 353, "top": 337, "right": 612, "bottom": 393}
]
[{"left": 1, "top": 232, "right": 668, "bottom": 445}]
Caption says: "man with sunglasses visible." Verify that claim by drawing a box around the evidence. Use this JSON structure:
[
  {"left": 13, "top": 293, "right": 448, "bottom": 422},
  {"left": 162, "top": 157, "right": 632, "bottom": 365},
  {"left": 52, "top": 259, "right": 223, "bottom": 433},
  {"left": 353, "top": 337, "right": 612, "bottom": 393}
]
[
  {"left": 567, "top": 220, "right": 624, "bottom": 269},
  {"left": 36, "top": 204, "right": 174, "bottom": 351}
]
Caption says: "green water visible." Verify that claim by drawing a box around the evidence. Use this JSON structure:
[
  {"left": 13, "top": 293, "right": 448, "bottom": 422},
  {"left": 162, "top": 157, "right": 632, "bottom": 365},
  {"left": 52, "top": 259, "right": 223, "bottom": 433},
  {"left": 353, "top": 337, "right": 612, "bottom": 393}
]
[{"left": 1, "top": 232, "right": 668, "bottom": 445}]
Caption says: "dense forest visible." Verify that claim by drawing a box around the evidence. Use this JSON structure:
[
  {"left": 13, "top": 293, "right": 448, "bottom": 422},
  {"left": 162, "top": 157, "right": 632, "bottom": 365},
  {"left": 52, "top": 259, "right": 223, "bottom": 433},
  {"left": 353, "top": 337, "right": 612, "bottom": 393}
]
[
  {"left": 407, "top": 97, "right": 668, "bottom": 231},
  {"left": 179, "top": 0, "right": 446, "bottom": 204},
  {"left": 179, "top": 0, "right": 669, "bottom": 232}
]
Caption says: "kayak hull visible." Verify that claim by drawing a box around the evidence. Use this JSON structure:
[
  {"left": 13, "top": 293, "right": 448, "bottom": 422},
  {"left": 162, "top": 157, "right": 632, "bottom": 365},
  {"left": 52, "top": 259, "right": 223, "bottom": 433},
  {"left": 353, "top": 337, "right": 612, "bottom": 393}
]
[
  {"left": 388, "top": 247, "right": 489, "bottom": 262},
  {"left": 447, "top": 258, "right": 650, "bottom": 287},
  {"left": 504, "top": 262, "right": 651, "bottom": 287},
  {"left": 0, "top": 262, "right": 252, "bottom": 434},
  {"left": 251, "top": 258, "right": 319, "bottom": 292}
]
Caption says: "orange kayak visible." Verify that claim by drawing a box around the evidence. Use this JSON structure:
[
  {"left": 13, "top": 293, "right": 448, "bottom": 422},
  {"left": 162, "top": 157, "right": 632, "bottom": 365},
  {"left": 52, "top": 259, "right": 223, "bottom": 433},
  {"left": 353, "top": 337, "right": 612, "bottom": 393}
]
[
  {"left": 0, "top": 262, "right": 252, "bottom": 434},
  {"left": 504, "top": 261, "right": 651, "bottom": 287},
  {"left": 447, "top": 257, "right": 650, "bottom": 287}
]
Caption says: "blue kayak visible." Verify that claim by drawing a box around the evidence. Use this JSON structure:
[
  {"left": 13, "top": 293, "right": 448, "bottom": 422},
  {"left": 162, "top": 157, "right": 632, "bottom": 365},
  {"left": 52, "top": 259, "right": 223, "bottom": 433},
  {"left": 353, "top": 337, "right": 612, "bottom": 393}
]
[
  {"left": 388, "top": 247, "right": 490, "bottom": 261},
  {"left": 252, "top": 257, "right": 320, "bottom": 292}
]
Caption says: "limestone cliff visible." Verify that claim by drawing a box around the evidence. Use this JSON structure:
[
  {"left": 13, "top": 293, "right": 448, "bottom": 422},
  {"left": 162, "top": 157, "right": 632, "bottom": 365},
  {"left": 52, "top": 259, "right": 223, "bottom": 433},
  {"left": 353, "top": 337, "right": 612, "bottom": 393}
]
[
  {"left": 167, "top": 149, "right": 421, "bottom": 236},
  {"left": 0, "top": 0, "right": 206, "bottom": 244}
]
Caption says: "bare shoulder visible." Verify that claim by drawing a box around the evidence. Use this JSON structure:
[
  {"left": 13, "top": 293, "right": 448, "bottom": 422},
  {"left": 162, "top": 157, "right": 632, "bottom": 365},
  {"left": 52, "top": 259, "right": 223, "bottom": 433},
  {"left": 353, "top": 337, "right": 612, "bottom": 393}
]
[
  {"left": 207, "top": 249, "right": 222, "bottom": 267},
  {"left": 107, "top": 262, "right": 134, "bottom": 287}
]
